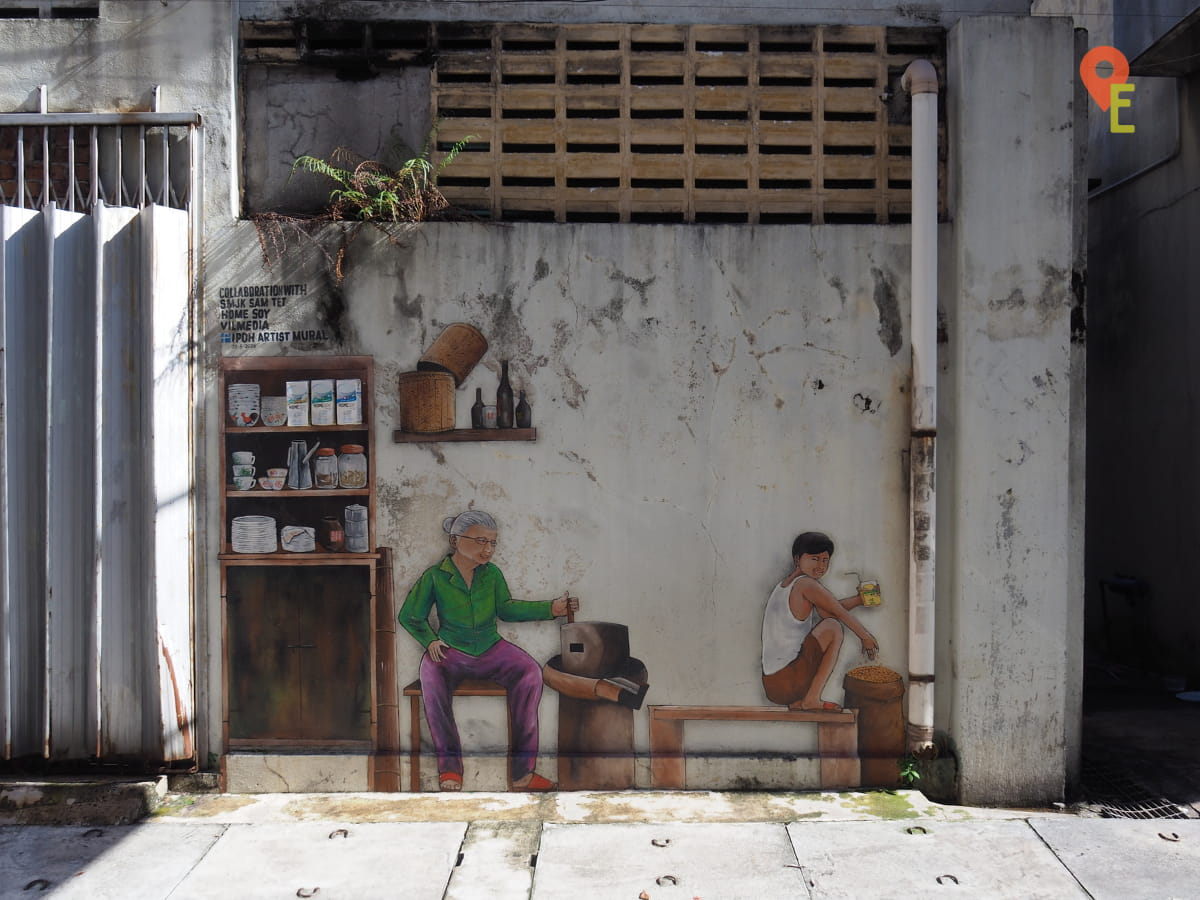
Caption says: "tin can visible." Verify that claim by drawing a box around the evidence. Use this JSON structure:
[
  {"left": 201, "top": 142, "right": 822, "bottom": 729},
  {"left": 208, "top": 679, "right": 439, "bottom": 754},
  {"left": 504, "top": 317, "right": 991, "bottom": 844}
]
[{"left": 858, "top": 580, "right": 882, "bottom": 607}]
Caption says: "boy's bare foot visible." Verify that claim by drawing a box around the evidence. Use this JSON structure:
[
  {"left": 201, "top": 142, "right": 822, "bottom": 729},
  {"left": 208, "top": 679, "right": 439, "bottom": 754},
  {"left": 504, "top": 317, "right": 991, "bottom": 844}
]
[
  {"left": 439, "top": 772, "right": 463, "bottom": 791},
  {"left": 788, "top": 700, "right": 842, "bottom": 712}
]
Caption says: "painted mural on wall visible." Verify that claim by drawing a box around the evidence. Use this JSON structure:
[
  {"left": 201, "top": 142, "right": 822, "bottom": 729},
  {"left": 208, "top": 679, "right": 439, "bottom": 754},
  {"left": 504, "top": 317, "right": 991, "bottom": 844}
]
[
  {"left": 761, "top": 531, "right": 878, "bottom": 712},
  {"left": 644, "top": 530, "right": 905, "bottom": 792},
  {"left": 217, "top": 309, "right": 908, "bottom": 792},
  {"left": 399, "top": 510, "right": 578, "bottom": 792},
  {"left": 761, "top": 531, "right": 907, "bottom": 788}
]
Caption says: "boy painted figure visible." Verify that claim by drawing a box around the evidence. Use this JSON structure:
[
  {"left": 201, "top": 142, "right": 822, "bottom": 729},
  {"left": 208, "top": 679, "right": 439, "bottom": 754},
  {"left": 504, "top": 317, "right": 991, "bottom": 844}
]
[{"left": 761, "top": 532, "right": 879, "bottom": 711}]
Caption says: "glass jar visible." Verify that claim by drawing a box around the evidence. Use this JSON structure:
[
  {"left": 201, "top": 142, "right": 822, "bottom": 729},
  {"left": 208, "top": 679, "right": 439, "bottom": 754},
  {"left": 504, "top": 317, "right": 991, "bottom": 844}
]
[
  {"left": 319, "top": 516, "right": 345, "bottom": 552},
  {"left": 338, "top": 444, "right": 367, "bottom": 489},
  {"left": 313, "top": 447, "right": 339, "bottom": 489}
]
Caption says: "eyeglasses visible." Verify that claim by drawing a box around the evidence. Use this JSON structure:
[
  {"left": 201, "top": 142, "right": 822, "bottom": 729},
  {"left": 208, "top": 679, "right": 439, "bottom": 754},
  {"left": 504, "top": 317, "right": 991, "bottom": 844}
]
[{"left": 457, "top": 536, "right": 498, "bottom": 548}]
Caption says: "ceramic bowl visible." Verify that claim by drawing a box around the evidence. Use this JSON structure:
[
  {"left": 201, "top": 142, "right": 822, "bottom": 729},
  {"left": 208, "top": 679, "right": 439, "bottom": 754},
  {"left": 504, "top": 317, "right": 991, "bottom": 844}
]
[
  {"left": 267, "top": 467, "right": 288, "bottom": 478},
  {"left": 258, "top": 476, "right": 285, "bottom": 491},
  {"left": 261, "top": 396, "right": 288, "bottom": 427}
]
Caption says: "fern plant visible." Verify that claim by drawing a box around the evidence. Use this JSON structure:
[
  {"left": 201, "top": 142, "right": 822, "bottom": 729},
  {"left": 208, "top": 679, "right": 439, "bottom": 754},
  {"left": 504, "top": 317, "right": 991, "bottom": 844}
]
[{"left": 290, "top": 126, "right": 474, "bottom": 223}]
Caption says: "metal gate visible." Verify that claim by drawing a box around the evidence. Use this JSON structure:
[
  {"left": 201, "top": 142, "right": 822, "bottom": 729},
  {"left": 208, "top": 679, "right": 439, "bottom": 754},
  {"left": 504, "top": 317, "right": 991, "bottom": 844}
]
[{"left": 0, "top": 110, "right": 198, "bottom": 765}]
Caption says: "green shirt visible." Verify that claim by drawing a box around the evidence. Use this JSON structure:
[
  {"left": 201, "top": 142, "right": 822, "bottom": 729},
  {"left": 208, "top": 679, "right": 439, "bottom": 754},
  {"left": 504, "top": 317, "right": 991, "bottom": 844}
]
[{"left": 399, "top": 556, "right": 554, "bottom": 656}]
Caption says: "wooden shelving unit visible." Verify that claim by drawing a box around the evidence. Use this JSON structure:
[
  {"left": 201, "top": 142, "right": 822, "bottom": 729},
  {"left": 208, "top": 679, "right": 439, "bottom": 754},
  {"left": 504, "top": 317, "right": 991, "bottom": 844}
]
[{"left": 218, "top": 355, "right": 394, "bottom": 790}]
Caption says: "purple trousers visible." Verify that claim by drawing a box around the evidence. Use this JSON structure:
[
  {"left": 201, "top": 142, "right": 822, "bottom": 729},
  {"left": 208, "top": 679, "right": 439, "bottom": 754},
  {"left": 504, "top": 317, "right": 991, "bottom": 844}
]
[{"left": 419, "top": 639, "right": 544, "bottom": 781}]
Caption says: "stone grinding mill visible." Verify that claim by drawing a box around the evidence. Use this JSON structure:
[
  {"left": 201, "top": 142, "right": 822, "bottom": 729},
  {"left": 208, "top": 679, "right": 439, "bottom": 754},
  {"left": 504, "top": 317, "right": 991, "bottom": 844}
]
[{"left": 542, "top": 612, "right": 649, "bottom": 790}]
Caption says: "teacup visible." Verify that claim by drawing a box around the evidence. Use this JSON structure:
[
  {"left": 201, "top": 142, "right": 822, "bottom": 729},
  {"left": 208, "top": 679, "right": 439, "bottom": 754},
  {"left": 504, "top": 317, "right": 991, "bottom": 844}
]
[
  {"left": 232, "top": 451, "right": 255, "bottom": 465},
  {"left": 258, "top": 476, "right": 285, "bottom": 491},
  {"left": 233, "top": 476, "right": 256, "bottom": 491},
  {"left": 267, "top": 467, "right": 288, "bottom": 478},
  {"left": 232, "top": 464, "right": 256, "bottom": 478}
]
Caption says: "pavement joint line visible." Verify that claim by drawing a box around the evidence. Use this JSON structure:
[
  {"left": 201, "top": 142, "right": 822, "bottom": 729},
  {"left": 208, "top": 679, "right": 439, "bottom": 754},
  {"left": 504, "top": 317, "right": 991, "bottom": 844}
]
[
  {"left": 164, "top": 823, "right": 231, "bottom": 899},
  {"left": 1024, "top": 816, "right": 1097, "bottom": 900}
]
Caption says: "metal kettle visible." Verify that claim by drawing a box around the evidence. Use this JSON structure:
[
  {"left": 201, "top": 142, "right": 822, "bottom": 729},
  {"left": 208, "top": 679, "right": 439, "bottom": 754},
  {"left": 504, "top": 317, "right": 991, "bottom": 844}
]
[{"left": 286, "top": 439, "right": 314, "bottom": 490}]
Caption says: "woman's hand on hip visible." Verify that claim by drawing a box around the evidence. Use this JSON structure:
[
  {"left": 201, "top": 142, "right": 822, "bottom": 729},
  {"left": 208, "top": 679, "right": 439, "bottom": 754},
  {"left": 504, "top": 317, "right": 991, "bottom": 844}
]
[{"left": 427, "top": 639, "right": 449, "bottom": 663}]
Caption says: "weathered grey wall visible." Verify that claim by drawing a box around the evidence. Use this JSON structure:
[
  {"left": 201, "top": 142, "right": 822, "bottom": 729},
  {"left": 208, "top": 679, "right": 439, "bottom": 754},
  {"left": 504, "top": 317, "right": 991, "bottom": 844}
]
[
  {"left": 0, "top": 0, "right": 237, "bottom": 224},
  {"left": 243, "top": 0, "right": 1028, "bottom": 27},
  {"left": 1086, "top": 68, "right": 1200, "bottom": 682},
  {"left": 0, "top": 1, "right": 1085, "bottom": 803},
  {"left": 208, "top": 219, "right": 919, "bottom": 788},
  {"left": 242, "top": 64, "right": 432, "bottom": 214},
  {"left": 941, "top": 15, "right": 1082, "bottom": 806}
]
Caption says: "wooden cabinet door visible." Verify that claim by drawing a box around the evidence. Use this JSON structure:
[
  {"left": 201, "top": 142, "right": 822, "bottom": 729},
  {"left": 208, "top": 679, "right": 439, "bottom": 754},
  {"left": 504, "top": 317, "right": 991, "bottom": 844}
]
[
  {"left": 227, "top": 566, "right": 371, "bottom": 743},
  {"left": 295, "top": 567, "right": 372, "bottom": 742}
]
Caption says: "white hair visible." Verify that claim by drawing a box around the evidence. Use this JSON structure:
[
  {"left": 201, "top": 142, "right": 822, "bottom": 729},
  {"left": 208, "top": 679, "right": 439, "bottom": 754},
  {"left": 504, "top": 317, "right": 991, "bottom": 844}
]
[{"left": 442, "top": 510, "right": 498, "bottom": 536}]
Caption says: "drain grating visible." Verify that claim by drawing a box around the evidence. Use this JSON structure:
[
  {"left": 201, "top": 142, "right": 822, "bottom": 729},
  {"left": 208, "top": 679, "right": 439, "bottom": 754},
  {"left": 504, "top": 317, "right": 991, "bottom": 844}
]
[{"left": 1081, "top": 755, "right": 1189, "bottom": 820}]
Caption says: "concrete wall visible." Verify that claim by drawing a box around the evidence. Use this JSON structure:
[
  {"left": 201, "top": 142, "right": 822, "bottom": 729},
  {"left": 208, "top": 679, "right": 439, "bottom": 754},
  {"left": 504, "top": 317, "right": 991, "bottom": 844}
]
[
  {"left": 0, "top": 2, "right": 1085, "bottom": 804},
  {"left": 0, "top": 0, "right": 238, "bottom": 224},
  {"left": 207, "top": 219, "right": 918, "bottom": 789},
  {"left": 243, "top": 0, "right": 1028, "bottom": 28},
  {"left": 941, "top": 15, "right": 1082, "bottom": 805}
]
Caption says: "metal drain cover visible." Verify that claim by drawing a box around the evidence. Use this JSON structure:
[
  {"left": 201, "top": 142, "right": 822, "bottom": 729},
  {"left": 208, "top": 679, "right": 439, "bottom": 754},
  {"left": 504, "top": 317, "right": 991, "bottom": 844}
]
[{"left": 1081, "top": 755, "right": 1189, "bottom": 820}]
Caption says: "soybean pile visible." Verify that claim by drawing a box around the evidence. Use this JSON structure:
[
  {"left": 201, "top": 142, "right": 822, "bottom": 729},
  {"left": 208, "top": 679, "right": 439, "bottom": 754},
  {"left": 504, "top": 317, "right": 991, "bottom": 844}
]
[{"left": 846, "top": 664, "right": 901, "bottom": 683}]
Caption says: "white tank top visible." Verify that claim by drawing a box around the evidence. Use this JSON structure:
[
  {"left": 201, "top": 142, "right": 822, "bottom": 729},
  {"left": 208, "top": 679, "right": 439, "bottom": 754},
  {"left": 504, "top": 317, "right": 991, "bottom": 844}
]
[{"left": 761, "top": 575, "right": 815, "bottom": 675}]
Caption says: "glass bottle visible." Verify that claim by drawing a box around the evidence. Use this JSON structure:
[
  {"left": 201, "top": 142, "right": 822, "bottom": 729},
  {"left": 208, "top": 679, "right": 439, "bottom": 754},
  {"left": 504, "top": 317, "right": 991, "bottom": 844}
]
[
  {"left": 496, "top": 360, "right": 514, "bottom": 428},
  {"left": 313, "top": 447, "right": 339, "bottom": 489},
  {"left": 471, "top": 387, "right": 484, "bottom": 429},
  {"left": 515, "top": 390, "right": 532, "bottom": 429},
  {"left": 338, "top": 444, "right": 367, "bottom": 489}
]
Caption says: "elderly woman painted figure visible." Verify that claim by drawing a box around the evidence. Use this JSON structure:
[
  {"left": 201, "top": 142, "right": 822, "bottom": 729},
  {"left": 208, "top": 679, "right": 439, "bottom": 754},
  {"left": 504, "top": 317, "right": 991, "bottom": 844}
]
[{"left": 399, "top": 510, "right": 579, "bottom": 791}]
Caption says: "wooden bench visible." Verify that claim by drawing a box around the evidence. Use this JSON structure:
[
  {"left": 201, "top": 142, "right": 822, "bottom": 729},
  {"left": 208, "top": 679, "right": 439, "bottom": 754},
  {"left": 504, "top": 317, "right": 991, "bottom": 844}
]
[
  {"left": 403, "top": 678, "right": 511, "bottom": 792},
  {"left": 648, "top": 705, "right": 860, "bottom": 790}
]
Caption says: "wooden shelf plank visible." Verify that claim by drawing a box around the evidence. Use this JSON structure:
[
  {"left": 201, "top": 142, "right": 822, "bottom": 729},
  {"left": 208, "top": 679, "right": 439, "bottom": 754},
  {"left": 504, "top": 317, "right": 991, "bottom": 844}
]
[
  {"left": 219, "top": 552, "right": 381, "bottom": 563},
  {"left": 223, "top": 423, "right": 369, "bottom": 434},
  {"left": 225, "top": 488, "right": 371, "bottom": 498},
  {"left": 392, "top": 428, "right": 537, "bottom": 443}
]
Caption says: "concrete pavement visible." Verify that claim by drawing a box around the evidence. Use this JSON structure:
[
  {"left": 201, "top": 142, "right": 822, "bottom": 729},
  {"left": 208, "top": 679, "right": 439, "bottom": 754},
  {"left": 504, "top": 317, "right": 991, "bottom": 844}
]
[{"left": 2, "top": 788, "right": 1199, "bottom": 898}]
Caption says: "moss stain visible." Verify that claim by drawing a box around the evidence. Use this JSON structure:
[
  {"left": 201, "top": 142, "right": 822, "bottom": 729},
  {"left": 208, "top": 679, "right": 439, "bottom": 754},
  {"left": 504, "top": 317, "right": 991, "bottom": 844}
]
[{"left": 838, "top": 790, "right": 921, "bottom": 819}]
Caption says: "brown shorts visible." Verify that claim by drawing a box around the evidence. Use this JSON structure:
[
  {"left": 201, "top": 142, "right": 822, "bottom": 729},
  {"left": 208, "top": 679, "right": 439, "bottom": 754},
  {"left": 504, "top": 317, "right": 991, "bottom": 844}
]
[{"left": 762, "top": 633, "right": 822, "bottom": 706}]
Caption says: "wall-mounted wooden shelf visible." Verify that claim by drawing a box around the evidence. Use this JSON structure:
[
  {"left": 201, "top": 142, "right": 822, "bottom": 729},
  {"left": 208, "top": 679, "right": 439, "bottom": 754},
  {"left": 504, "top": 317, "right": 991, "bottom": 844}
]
[
  {"left": 224, "top": 487, "right": 371, "bottom": 499},
  {"left": 392, "top": 428, "right": 537, "bottom": 443}
]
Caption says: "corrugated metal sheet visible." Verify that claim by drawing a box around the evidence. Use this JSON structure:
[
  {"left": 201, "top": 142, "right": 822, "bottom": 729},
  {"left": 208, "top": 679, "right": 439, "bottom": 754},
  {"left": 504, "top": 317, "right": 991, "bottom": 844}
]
[
  {"left": 147, "top": 204, "right": 193, "bottom": 763},
  {"left": 46, "top": 205, "right": 97, "bottom": 760},
  {"left": 1, "top": 205, "right": 47, "bottom": 761},
  {"left": 0, "top": 202, "right": 192, "bottom": 765}
]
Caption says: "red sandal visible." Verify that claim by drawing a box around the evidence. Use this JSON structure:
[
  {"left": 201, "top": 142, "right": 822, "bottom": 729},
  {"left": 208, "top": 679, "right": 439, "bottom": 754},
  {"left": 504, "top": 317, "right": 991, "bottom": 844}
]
[
  {"left": 517, "top": 773, "right": 556, "bottom": 792},
  {"left": 439, "top": 772, "right": 463, "bottom": 791}
]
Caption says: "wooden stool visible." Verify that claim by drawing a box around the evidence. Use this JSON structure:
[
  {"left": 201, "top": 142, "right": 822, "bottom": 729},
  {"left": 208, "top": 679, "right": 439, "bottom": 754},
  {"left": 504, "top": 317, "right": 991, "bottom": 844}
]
[
  {"left": 648, "top": 705, "right": 861, "bottom": 789},
  {"left": 403, "top": 677, "right": 510, "bottom": 792}
]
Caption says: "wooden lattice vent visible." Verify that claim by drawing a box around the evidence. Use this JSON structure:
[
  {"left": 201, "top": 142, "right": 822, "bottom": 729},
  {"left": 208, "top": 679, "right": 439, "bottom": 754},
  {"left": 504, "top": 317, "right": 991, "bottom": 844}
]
[
  {"left": 242, "top": 20, "right": 947, "bottom": 225},
  {"left": 432, "top": 23, "right": 945, "bottom": 224}
]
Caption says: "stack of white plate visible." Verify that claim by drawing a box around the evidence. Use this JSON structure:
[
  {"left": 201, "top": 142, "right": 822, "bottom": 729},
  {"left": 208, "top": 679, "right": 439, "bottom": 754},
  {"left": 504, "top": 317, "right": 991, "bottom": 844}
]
[
  {"left": 231, "top": 515, "right": 277, "bottom": 553},
  {"left": 280, "top": 525, "right": 316, "bottom": 553},
  {"left": 227, "top": 383, "right": 261, "bottom": 427}
]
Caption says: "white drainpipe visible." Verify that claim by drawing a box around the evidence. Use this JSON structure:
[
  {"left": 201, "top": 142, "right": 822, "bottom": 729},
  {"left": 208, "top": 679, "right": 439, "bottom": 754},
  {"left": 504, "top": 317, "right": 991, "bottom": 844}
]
[{"left": 902, "top": 59, "right": 938, "bottom": 755}]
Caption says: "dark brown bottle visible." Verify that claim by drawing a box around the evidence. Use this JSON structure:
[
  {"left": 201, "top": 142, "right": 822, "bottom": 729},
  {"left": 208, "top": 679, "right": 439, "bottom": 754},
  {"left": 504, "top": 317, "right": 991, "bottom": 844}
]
[
  {"left": 515, "top": 390, "right": 532, "bottom": 429},
  {"left": 470, "top": 387, "right": 484, "bottom": 429},
  {"left": 497, "top": 360, "right": 514, "bottom": 428}
]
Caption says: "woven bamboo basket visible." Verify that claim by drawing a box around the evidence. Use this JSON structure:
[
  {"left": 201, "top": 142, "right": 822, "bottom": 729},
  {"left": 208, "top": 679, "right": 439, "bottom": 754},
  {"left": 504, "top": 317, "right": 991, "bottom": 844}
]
[
  {"left": 398, "top": 371, "right": 455, "bottom": 432},
  {"left": 417, "top": 323, "right": 488, "bottom": 387}
]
